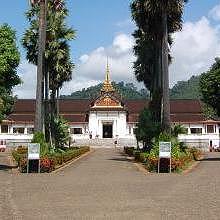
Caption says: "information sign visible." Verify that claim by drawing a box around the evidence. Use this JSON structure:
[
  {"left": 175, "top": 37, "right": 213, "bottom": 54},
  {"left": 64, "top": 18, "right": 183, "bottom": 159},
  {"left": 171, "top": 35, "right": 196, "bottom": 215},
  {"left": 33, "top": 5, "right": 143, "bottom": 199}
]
[
  {"left": 158, "top": 142, "right": 172, "bottom": 173},
  {"left": 28, "top": 143, "right": 40, "bottom": 160},
  {"left": 159, "top": 142, "right": 171, "bottom": 158}
]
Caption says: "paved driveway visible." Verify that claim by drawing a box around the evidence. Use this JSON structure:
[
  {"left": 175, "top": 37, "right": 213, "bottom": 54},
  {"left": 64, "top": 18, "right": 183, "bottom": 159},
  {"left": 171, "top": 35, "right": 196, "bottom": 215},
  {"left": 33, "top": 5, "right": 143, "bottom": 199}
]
[{"left": 1, "top": 149, "right": 220, "bottom": 220}]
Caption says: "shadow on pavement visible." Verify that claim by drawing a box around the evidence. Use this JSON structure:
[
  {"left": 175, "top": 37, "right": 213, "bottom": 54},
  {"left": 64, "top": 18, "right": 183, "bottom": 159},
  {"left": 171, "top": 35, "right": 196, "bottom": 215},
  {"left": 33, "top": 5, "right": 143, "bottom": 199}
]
[
  {"left": 108, "top": 157, "right": 132, "bottom": 162},
  {"left": 200, "top": 157, "right": 220, "bottom": 161},
  {"left": 0, "top": 164, "right": 16, "bottom": 171}
]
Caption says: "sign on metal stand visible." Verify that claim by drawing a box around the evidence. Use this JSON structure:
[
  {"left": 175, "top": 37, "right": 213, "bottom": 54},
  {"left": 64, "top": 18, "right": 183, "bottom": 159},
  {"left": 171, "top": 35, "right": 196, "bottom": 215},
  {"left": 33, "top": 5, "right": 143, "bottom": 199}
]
[
  {"left": 27, "top": 143, "right": 40, "bottom": 173},
  {"left": 158, "top": 142, "right": 171, "bottom": 173}
]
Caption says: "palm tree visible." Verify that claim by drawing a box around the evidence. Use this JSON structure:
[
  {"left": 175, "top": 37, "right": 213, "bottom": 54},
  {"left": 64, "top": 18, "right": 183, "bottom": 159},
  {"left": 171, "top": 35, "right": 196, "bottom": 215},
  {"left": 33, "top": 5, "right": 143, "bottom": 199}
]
[
  {"left": 25, "top": 0, "right": 74, "bottom": 143},
  {"left": 29, "top": 0, "right": 47, "bottom": 132},
  {"left": 131, "top": 0, "right": 187, "bottom": 133}
]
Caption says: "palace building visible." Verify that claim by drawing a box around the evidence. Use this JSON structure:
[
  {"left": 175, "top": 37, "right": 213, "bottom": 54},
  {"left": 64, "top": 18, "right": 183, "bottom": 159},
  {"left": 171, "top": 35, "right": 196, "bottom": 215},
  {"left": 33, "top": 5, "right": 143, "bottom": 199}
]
[{"left": 0, "top": 64, "right": 219, "bottom": 150}]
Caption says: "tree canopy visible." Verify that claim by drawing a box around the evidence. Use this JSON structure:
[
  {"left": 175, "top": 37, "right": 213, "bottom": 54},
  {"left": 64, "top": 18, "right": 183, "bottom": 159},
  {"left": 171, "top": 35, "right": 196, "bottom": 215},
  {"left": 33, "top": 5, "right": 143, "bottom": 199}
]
[
  {"left": 131, "top": 0, "right": 187, "bottom": 131},
  {"left": 170, "top": 75, "right": 201, "bottom": 99},
  {"left": 22, "top": 0, "right": 75, "bottom": 144},
  {"left": 0, "top": 24, "right": 20, "bottom": 121},
  {"left": 22, "top": 0, "right": 75, "bottom": 92},
  {"left": 200, "top": 58, "right": 220, "bottom": 116}
]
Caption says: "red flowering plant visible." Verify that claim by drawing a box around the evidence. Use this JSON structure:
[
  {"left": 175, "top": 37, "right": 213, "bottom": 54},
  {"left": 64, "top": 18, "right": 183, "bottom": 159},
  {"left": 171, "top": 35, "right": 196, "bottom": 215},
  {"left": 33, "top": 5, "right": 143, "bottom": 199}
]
[{"left": 40, "top": 157, "right": 55, "bottom": 172}]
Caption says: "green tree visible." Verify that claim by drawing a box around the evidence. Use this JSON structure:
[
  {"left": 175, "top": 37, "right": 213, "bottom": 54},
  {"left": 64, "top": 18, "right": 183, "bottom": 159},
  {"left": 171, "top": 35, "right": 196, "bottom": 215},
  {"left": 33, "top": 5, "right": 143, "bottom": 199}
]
[
  {"left": 23, "top": 0, "right": 75, "bottom": 144},
  {"left": 135, "top": 108, "right": 161, "bottom": 150},
  {"left": 0, "top": 24, "right": 20, "bottom": 121},
  {"left": 131, "top": 0, "right": 187, "bottom": 132},
  {"left": 200, "top": 58, "right": 220, "bottom": 116},
  {"left": 62, "top": 81, "right": 150, "bottom": 100},
  {"left": 53, "top": 116, "right": 70, "bottom": 149},
  {"left": 171, "top": 124, "right": 187, "bottom": 138},
  {"left": 170, "top": 75, "right": 201, "bottom": 99}
]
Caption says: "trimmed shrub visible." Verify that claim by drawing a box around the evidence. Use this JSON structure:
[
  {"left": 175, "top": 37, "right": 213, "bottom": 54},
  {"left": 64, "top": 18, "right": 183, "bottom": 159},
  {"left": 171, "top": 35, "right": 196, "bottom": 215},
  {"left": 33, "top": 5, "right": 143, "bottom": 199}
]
[{"left": 12, "top": 146, "right": 90, "bottom": 173}]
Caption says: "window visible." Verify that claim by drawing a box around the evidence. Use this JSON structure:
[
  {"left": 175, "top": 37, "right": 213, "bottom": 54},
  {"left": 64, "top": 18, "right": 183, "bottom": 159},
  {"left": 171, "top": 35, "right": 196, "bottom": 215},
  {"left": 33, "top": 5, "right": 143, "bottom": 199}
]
[
  {"left": 190, "top": 128, "right": 202, "bottom": 134},
  {"left": 207, "top": 125, "right": 214, "bottom": 133},
  {"left": 1, "top": 125, "right": 8, "bottom": 133},
  {"left": 27, "top": 128, "right": 34, "bottom": 134},
  {"left": 13, "top": 127, "right": 25, "bottom": 134},
  {"left": 70, "top": 128, "right": 82, "bottom": 134}
]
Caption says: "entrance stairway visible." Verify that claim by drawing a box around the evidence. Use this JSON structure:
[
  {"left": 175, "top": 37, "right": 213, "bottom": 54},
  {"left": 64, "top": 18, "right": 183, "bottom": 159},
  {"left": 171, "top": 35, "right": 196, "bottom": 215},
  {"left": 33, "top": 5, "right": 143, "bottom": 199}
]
[{"left": 73, "top": 138, "right": 137, "bottom": 148}]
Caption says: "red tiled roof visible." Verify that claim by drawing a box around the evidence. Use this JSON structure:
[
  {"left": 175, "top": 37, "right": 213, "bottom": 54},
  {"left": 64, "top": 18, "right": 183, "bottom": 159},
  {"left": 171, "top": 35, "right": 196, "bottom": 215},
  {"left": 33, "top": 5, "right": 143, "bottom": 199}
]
[
  {"left": 3, "top": 99, "right": 210, "bottom": 124},
  {"left": 170, "top": 114, "right": 206, "bottom": 123},
  {"left": 170, "top": 99, "right": 202, "bottom": 113},
  {"left": 62, "top": 114, "right": 88, "bottom": 123},
  {"left": 6, "top": 114, "right": 35, "bottom": 123},
  {"left": 124, "top": 100, "right": 149, "bottom": 113},
  {"left": 59, "top": 99, "right": 90, "bottom": 113}
]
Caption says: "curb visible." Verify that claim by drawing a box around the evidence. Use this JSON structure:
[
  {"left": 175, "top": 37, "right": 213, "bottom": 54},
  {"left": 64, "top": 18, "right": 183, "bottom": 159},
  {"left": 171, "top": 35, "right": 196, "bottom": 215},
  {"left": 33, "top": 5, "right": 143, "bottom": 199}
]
[
  {"left": 182, "top": 156, "right": 204, "bottom": 175},
  {"left": 124, "top": 156, "right": 150, "bottom": 175},
  {"left": 134, "top": 162, "right": 150, "bottom": 175},
  {"left": 52, "top": 149, "right": 95, "bottom": 174}
]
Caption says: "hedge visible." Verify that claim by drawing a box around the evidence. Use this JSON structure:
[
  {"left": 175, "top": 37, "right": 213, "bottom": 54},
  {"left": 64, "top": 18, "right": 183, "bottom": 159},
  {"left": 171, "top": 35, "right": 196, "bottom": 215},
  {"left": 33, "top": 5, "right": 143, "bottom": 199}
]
[{"left": 12, "top": 146, "right": 90, "bottom": 173}]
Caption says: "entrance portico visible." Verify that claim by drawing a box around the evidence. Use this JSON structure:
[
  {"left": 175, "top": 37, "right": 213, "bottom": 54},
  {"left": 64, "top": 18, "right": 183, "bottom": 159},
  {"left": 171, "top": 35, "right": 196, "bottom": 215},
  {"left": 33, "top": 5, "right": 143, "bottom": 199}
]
[
  {"left": 102, "top": 122, "right": 113, "bottom": 138},
  {"left": 88, "top": 61, "right": 127, "bottom": 139},
  {"left": 89, "top": 111, "right": 127, "bottom": 139}
]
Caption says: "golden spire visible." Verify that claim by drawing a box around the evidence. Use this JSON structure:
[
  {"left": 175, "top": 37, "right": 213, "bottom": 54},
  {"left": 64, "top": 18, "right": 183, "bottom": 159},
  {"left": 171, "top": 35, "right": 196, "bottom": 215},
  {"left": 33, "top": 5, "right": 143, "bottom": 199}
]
[{"left": 101, "top": 58, "right": 115, "bottom": 93}]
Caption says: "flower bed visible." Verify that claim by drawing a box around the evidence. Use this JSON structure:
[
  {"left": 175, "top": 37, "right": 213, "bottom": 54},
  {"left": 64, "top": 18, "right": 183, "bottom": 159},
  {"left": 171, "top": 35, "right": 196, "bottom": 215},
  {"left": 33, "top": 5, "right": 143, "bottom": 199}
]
[
  {"left": 124, "top": 145, "right": 203, "bottom": 173},
  {"left": 12, "top": 146, "right": 90, "bottom": 173}
]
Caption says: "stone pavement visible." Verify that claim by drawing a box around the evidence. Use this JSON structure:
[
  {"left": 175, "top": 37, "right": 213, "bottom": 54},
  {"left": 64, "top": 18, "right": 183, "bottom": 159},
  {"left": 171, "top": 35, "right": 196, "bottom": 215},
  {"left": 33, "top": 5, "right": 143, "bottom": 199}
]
[{"left": 1, "top": 149, "right": 220, "bottom": 220}]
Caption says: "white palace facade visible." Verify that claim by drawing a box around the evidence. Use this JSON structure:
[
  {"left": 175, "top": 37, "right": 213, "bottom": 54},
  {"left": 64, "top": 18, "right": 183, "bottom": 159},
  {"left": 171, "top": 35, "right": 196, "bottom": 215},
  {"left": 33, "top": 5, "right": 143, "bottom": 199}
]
[{"left": 0, "top": 66, "right": 220, "bottom": 150}]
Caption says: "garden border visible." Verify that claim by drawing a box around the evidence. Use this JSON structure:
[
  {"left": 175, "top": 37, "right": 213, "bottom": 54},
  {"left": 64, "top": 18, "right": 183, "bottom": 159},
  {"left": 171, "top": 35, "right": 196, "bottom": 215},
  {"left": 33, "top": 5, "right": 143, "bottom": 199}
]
[{"left": 51, "top": 148, "right": 95, "bottom": 173}]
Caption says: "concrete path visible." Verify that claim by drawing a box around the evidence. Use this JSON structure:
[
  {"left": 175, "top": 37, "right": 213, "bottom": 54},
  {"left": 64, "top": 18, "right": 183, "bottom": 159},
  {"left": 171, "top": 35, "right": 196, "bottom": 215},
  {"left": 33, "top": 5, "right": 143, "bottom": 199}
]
[{"left": 1, "top": 149, "right": 220, "bottom": 219}]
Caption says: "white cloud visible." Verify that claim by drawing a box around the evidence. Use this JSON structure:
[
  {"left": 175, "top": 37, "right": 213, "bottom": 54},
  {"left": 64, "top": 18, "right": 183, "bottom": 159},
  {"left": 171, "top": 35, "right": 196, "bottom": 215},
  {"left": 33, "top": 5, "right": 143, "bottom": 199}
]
[
  {"left": 170, "top": 16, "right": 220, "bottom": 86},
  {"left": 14, "top": 3, "right": 220, "bottom": 98},
  {"left": 61, "top": 33, "right": 136, "bottom": 95},
  {"left": 209, "top": 4, "right": 220, "bottom": 21},
  {"left": 13, "top": 61, "right": 37, "bottom": 98}
]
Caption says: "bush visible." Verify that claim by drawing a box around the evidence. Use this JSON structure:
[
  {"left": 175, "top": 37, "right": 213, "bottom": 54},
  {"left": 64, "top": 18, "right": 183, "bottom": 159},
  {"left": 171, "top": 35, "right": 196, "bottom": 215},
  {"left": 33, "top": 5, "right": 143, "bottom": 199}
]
[
  {"left": 40, "top": 157, "right": 55, "bottom": 173},
  {"left": 143, "top": 133, "right": 202, "bottom": 172},
  {"left": 32, "top": 132, "right": 49, "bottom": 156},
  {"left": 124, "top": 147, "right": 135, "bottom": 156},
  {"left": 189, "top": 147, "right": 202, "bottom": 161},
  {"left": 16, "top": 146, "right": 28, "bottom": 154},
  {"left": 134, "top": 150, "right": 149, "bottom": 163}
]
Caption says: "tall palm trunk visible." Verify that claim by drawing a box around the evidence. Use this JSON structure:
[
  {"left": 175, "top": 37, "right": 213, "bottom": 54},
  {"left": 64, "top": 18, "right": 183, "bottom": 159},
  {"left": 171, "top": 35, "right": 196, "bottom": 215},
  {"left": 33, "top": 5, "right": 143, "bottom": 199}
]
[
  {"left": 35, "top": 0, "right": 47, "bottom": 132},
  {"left": 44, "top": 67, "right": 50, "bottom": 142},
  {"left": 161, "top": 10, "right": 171, "bottom": 133},
  {"left": 150, "top": 39, "right": 162, "bottom": 123},
  {"left": 56, "top": 88, "right": 60, "bottom": 116},
  {"left": 50, "top": 88, "right": 56, "bottom": 145}
]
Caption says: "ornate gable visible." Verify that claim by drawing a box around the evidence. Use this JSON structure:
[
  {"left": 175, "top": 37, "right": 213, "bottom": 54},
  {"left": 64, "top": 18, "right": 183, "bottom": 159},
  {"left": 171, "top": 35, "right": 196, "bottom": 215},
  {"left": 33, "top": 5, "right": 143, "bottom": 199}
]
[
  {"left": 93, "top": 95, "right": 122, "bottom": 108},
  {"left": 90, "top": 59, "right": 125, "bottom": 110}
]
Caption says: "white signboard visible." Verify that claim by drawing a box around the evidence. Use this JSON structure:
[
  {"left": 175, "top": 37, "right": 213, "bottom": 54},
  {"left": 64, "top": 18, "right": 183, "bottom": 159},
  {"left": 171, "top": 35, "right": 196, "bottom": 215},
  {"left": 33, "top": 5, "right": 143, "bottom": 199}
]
[
  {"left": 28, "top": 143, "right": 40, "bottom": 160},
  {"left": 159, "top": 142, "right": 171, "bottom": 158}
]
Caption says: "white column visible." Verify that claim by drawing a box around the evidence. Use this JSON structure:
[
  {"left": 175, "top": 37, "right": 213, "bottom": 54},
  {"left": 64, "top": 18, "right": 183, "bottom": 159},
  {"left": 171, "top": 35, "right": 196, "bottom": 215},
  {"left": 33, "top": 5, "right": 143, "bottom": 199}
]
[{"left": 24, "top": 127, "right": 28, "bottom": 135}]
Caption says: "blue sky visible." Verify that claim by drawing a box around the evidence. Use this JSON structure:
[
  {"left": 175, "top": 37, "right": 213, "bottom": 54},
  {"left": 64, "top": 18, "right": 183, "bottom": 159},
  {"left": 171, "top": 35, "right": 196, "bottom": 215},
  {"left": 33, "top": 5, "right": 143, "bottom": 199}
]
[
  {"left": 0, "top": 0, "right": 220, "bottom": 97},
  {"left": 0, "top": 0, "right": 218, "bottom": 60}
]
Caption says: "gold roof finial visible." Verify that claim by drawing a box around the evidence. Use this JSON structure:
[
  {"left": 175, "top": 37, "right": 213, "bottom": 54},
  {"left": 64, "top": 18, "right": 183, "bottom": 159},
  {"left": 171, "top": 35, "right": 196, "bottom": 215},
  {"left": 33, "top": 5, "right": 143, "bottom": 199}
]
[{"left": 101, "top": 57, "right": 115, "bottom": 93}]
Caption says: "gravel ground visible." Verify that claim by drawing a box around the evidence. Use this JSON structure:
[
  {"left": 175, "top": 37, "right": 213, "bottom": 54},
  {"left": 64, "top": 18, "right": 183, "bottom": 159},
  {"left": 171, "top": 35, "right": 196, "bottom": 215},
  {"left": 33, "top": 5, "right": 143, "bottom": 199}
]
[{"left": 1, "top": 149, "right": 220, "bottom": 220}]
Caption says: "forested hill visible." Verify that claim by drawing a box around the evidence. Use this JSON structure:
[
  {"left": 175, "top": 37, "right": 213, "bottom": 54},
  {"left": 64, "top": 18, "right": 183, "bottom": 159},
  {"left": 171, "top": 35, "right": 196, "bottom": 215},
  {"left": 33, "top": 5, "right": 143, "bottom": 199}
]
[
  {"left": 61, "top": 76, "right": 201, "bottom": 100},
  {"left": 62, "top": 81, "right": 150, "bottom": 100},
  {"left": 170, "top": 75, "right": 201, "bottom": 99}
]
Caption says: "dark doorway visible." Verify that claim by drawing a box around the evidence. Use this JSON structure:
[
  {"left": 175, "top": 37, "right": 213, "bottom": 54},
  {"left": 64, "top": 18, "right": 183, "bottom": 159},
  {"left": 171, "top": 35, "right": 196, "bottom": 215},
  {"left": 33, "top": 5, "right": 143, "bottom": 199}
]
[{"left": 103, "top": 124, "right": 113, "bottom": 138}]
